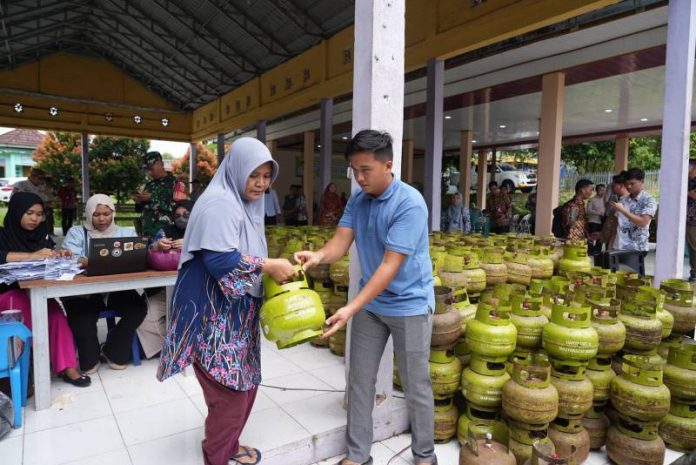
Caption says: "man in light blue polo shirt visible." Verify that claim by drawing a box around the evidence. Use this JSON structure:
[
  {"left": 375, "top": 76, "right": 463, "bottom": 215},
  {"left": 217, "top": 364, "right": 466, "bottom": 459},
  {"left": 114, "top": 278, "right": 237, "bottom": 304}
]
[{"left": 296, "top": 130, "right": 436, "bottom": 465}]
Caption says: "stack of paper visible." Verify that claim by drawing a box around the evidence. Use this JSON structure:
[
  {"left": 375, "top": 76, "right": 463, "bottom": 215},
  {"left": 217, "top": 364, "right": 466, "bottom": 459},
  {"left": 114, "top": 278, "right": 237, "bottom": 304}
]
[{"left": 0, "top": 258, "right": 84, "bottom": 284}]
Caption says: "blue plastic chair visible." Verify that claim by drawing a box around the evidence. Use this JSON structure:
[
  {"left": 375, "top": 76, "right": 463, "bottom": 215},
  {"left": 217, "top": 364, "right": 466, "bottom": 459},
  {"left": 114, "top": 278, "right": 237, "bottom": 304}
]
[
  {"left": 97, "top": 310, "right": 141, "bottom": 366},
  {"left": 0, "top": 322, "right": 32, "bottom": 428}
]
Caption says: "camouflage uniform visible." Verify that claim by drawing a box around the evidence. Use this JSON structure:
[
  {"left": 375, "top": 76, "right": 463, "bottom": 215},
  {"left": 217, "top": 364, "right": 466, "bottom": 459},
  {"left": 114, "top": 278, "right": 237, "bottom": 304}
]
[
  {"left": 136, "top": 151, "right": 187, "bottom": 238},
  {"left": 136, "top": 173, "right": 181, "bottom": 238}
]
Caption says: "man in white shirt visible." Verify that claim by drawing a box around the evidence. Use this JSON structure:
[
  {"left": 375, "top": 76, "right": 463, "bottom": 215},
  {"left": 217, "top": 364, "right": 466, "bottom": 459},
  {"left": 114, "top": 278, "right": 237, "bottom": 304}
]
[
  {"left": 264, "top": 187, "right": 281, "bottom": 225},
  {"left": 610, "top": 168, "right": 657, "bottom": 272},
  {"left": 586, "top": 184, "right": 606, "bottom": 255}
]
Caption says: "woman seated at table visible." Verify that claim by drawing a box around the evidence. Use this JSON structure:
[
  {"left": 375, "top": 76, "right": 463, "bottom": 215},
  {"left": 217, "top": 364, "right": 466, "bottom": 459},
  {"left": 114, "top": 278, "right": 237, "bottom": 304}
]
[
  {"left": 62, "top": 194, "right": 147, "bottom": 372},
  {"left": 0, "top": 192, "right": 90, "bottom": 386},
  {"left": 138, "top": 200, "right": 193, "bottom": 359},
  {"left": 150, "top": 200, "right": 192, "bottom": 252}
]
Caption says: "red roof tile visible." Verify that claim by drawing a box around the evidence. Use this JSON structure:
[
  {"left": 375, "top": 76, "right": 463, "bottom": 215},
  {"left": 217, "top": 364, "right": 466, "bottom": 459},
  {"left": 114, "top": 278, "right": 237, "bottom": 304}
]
[{"left": 0, "top": 129, "right": 44, "bottom": 149}]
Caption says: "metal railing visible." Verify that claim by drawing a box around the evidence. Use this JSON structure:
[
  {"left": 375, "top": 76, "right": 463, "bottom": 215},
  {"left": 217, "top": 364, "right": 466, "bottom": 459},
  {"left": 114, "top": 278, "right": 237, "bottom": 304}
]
[{"left": 559, "top": 169, "right": 660, "bottom": 192}]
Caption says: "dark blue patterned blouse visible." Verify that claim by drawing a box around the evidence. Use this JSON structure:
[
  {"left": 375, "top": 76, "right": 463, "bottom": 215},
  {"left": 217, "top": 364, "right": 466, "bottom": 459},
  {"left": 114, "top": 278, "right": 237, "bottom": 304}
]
[{"left": 157, "top": 249, "right": 264, "bottom": 390}]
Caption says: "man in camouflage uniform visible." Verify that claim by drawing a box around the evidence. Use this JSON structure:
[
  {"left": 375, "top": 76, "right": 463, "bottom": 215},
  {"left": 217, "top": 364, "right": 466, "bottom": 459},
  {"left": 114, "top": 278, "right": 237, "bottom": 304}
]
[{"left": 134, "top": 151, "right": 187, "bottom": 238}]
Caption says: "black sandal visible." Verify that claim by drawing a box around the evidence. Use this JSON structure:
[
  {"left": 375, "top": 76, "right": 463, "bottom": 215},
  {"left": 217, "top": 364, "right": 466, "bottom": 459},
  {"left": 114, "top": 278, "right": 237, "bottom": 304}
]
[
  {"left": 60, "top": 371, "right": 91, "bottom": 387},
  {"left": 231, "top": 446, "right": 262, "bottom": 465}
]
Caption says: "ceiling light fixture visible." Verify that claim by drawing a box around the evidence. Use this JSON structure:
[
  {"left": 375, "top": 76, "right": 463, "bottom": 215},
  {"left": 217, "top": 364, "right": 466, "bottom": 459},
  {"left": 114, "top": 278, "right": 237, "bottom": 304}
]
[
  {"left": 48, "top": 107, "right": 58, "bottom": 117},
  {"left": 640, "top": 117, "right": 648, "bottom": 122},
  {"left": 161, "top": 117, "right": 169, "bottom": 127},
  {"left": 604, "top": 109, "right": 613, "bottom": 113},
  {"left": 13, "top": 103, "right": 23, "bottom": 113},
  {"left": 499, "top": 124, "right": 506, "bottom": 129},
  {"left": 444, "top": 115, "right": 452, "bottom": 120},
  {"left": 133, "top": 115, "right": 142, "bottom": 124},
  {"left": 317, "top": 144, "right": 321, "bottom": 148},
  {"left": 472, "top": 140, "right": 477, "bottom": 144},
  {"left": 105, "top": 113, "right": 114, "bottom": 122},
  {"left": 342, "top": 136, "right": 348, "bottom": 140}
]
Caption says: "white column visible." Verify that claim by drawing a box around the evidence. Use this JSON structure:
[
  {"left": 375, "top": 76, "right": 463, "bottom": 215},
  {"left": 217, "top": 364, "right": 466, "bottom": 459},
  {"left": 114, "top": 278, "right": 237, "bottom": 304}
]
[
  {"left": 80, "top": 132, "right": 90, "bottom": 200},
  {"left": 424, "top": 58, "right": 444, "bottom": 232},
  {"left": 319, "top": 98, "right": 334, "bottom": 191},
  {"left": 189, "top": 142, "right": 198, "bottom": 184},
  {"left": 655, "top": 0, "right": 696, "bottom": 284},
  {"left": 347, "top": 0, "right": 407, "bottom": 438},
  {"left": 30, "top": 288, "right": 50, "bottom": 410}
]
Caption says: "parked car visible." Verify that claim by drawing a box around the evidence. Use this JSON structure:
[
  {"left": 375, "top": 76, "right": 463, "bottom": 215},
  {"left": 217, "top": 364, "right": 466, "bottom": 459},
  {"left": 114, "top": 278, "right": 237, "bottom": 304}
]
[
  {"left": 0, "top": 177, "right": 27, "bottom": 203},
  {"left": 471, "top": 163, "right": 537, "bottom": 193}
]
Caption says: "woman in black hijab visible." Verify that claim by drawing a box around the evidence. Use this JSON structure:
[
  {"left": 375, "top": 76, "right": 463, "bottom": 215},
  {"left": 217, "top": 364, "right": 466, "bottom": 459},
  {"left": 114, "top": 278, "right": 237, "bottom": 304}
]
[{"left": 0, "top": 192, "right": 90, "bottom": 386}]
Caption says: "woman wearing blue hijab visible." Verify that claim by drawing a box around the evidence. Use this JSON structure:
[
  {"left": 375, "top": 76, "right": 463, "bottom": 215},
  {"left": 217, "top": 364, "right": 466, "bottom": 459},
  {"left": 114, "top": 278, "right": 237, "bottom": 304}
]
[{"left": 157, "top": 138, "right": 296, "bottom": 465}]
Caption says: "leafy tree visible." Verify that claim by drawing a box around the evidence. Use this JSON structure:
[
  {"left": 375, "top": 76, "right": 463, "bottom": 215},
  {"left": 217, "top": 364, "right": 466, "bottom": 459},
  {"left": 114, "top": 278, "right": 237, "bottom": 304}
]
[
  {"left": 171, "top": 142, "right": 219, "bottom": 186},
  {"left": 561, "top": 141, "right": 615, "bottom": 173},
  {"left": 628, "top": 137, "right": 661, "bottom": 170},
  {"left": 32, "top": 132, "right": 149, "bottom": 203},
  {"left": 32, "top": 132, "right": 82, "bottom": 184},
  {"left": 88, "top": 136, "right": 149, "bottom": 203},
  {"left": 561, "top": 136, "right": 666, "bottom": 173}
]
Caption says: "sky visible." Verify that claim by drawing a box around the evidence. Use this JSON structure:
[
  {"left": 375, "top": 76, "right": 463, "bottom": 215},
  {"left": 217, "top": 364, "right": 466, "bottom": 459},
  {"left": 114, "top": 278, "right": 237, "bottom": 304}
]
[{"left": 0, "top": 127, "right": 190, "bottom": 158}]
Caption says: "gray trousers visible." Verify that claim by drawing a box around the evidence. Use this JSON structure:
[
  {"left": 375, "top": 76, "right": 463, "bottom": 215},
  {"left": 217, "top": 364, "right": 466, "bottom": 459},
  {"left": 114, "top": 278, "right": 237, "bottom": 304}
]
[{"left": 346, "top": 309, "right": 435, "bottom": 464}]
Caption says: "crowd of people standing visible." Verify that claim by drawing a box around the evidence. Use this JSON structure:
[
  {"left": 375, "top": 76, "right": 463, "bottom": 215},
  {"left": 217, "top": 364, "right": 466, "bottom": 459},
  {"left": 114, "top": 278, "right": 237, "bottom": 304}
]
[
  {"left": 264, "top": 181, "right": 349, "bottom": 228},
  {"left": 553, "top": 167, "right": 657, "bottom": 273}
]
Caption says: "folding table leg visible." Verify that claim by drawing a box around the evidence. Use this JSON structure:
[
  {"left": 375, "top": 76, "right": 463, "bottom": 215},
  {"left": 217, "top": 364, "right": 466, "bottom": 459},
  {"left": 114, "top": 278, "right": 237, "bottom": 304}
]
[{"left": 29, "top": 287, "right": 51, "bottom": 410}]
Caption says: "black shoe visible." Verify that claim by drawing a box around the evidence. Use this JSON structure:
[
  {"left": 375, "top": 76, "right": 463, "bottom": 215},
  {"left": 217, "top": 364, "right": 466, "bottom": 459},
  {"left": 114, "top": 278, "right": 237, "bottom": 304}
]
[{"left": 60, "top": 372, "right": 91, "bottom": 387}]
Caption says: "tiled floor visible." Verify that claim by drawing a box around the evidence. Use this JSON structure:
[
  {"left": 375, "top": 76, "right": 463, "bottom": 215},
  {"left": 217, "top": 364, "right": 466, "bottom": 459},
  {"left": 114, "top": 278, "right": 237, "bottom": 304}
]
[{"left": 1, "top": 336, "right": 353, "bottom": 465}]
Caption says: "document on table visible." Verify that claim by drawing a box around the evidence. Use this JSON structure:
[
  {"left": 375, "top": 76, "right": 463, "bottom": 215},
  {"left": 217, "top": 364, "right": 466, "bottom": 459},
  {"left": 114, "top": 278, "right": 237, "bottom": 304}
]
[{"left": 0, "top": 258, "right": 84, "bottom": 283}]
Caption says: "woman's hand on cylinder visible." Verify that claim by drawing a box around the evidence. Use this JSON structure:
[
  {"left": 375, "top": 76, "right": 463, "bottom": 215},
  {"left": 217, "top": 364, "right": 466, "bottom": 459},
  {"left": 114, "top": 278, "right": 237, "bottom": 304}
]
[
  {"left": 263, "top": 258, "right": 297, "bottom": 283},
  {"left": 171, "top": 239, "right": 184, "bottom": 250}
]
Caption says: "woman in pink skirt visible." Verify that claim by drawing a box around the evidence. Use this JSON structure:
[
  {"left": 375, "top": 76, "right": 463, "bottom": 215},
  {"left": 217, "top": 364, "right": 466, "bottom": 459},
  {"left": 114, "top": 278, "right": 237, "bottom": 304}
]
[{"left": 0, "top": 192, "right": 89, "bottom": 387}]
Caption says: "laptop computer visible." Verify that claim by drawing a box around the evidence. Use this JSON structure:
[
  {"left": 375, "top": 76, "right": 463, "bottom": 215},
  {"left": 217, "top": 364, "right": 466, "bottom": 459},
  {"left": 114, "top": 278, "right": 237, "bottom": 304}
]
[{"left": 85, "top": 237, "right": 148, "bottom": 276}]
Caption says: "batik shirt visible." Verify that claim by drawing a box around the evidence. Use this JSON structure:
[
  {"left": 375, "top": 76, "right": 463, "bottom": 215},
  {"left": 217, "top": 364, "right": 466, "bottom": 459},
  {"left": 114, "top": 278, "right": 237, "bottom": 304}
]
[
  {"left": 157, "top": 249, "right": 264, "bottom": 390},
  {"left": 564, "top": 196, "right": 588, "bottom": 241},
  {"left": 488, "top": 193, "right": 511, "bottom": 227},
  {"left": 615, "top": 191, "right": 657, "bottom": 252},
  {"left": 136, "top": 173, "right": 185, "bottom": 238}
]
